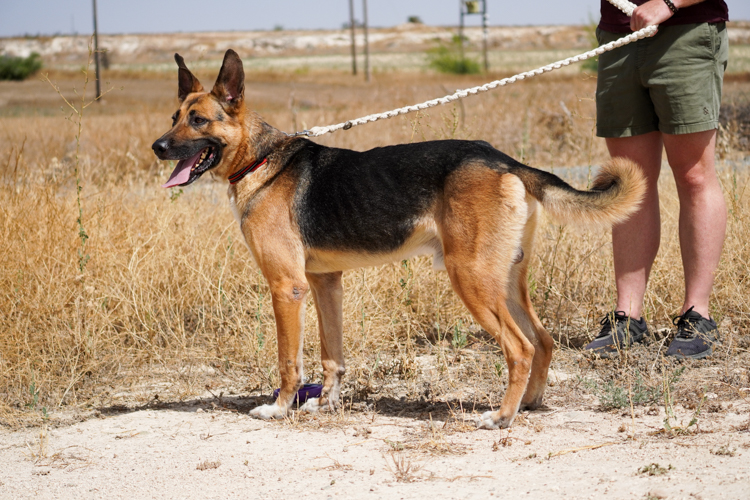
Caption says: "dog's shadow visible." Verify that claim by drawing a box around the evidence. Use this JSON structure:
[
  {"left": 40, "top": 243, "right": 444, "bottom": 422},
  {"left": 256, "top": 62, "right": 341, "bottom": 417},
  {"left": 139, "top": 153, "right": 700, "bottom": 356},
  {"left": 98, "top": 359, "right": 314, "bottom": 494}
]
[{"left": 96, "top": 393, "right": 496, "bottom": 424}]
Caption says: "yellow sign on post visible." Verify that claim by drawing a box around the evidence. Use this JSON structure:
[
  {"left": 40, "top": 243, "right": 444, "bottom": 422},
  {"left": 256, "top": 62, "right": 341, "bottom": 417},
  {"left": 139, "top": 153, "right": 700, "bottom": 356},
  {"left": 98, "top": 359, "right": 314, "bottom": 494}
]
[{"left": 465, "top": 1, "right": 479, "bottom": 14}]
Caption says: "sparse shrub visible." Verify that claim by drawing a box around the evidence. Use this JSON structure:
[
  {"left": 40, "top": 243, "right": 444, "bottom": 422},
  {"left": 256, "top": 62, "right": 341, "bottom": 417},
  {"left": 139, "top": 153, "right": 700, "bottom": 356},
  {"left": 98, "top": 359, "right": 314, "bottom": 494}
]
[
  {"left": 0, "top": 52, "right": 43, "bottom": 80},
  {"left": 586, "top": 368, "right": 667, "bottom": 410},
  {"left": 408, "top": 16, "right": 423, "bottom": 24},
  {"left": 196, "top": 459, "right": 221, "bottom": 470},
  {"left": 427, "top": 35, "right": 481, "bottom": 75},
  {"left": 638, "top": 463, "right": 673, "bottom": 476},
  {"left": 711, "top": 445, "right": 736, "bottom": 457}
]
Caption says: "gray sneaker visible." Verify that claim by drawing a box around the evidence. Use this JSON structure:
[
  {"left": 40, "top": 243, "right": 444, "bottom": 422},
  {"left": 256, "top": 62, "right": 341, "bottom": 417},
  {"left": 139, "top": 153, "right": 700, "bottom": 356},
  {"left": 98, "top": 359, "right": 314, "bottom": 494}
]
[
  {"left": 665, "top": 306, "right": 718, "bottom": 360},
  {"left": 583, "top": 311, "right": 648, "bottom": 357}
]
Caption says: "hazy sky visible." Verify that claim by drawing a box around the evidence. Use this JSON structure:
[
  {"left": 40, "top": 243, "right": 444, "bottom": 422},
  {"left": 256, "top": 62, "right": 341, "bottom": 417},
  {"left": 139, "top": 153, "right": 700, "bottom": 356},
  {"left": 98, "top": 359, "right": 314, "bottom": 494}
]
[{"left": 3, "top": 0, "right": 746, "bottom": 37}]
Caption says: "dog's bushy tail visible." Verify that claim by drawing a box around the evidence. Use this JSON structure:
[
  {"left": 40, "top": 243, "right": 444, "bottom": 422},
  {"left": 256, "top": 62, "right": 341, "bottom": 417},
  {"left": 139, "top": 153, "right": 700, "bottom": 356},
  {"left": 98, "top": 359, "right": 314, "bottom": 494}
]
[{"left": 510, "top": 157, "right": 646, "bottom": 227}]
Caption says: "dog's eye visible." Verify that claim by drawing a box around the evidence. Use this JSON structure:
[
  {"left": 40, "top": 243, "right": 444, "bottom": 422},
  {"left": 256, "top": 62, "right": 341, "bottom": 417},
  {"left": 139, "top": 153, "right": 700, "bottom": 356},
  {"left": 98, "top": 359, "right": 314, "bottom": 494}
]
[
  {"left": 193, "top": 116, "right": 208, "bottom": 125},
  {"left": 171, "top": 112, "right": 179, "bottom": 126}
]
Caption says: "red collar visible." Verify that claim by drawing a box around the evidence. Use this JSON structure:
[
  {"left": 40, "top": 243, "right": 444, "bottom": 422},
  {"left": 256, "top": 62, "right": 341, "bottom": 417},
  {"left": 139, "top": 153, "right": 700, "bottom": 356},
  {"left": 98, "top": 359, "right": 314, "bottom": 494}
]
[{"left": 228, "top": 158, "right": 267, "bottom": 184}]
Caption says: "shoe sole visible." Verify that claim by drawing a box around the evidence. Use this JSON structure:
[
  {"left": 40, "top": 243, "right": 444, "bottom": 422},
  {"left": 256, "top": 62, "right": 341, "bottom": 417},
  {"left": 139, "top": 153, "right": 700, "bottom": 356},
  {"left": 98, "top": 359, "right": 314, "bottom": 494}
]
[
  {"left": 665, "top": 346, "right": 713, "bottom": 360},
  {"left": 583, "top": 338, "right": 647, "bottom": 359}
]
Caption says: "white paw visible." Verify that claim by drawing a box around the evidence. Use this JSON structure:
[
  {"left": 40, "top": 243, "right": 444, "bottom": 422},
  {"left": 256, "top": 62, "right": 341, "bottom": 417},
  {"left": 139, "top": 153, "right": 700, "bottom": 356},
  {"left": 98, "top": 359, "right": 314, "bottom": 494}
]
[
  {"left": 299, "top": 397, "right": 323, "bottom": 413},
  {"left": 476, "top": 410, "right": 514, "bottom": 430},
  {"left": 476, "top": 411, "right": 501, "bottom": 430},
  {"left": 300, "top": 395, "right": 340, "bottom": 413},
  {"left": 249, "top": 403, "right": 285, "bottom": 420}
]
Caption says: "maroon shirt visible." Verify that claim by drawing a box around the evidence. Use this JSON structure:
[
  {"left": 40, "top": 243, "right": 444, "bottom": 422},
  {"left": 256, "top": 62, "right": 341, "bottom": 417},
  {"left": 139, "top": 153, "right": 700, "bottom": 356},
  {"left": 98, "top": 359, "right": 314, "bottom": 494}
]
[{"left": 599, "top": 0, "right": 729, "bottom": 33}]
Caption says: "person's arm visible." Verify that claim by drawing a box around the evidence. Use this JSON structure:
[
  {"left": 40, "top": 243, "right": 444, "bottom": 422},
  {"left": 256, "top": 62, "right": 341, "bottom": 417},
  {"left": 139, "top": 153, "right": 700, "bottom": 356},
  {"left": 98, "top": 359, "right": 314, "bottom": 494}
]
[{"left": 630, "top": 0, "right": 707, "bottom": 31}]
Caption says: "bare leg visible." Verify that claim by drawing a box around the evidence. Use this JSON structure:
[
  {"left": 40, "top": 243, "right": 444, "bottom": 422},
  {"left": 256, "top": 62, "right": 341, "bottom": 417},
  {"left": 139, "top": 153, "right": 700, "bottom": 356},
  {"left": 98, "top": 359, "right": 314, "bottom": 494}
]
[
  {"left": 607, "top": 131, "right": 664, "bottom": 319},
  {"left": 662, "top": 130, "right": 725, "bottom": 318}
]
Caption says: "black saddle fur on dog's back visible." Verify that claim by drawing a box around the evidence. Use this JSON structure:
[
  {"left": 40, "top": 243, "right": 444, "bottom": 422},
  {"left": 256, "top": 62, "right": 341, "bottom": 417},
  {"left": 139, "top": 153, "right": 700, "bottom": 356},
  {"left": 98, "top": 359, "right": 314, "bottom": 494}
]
[{"left": 288, "top": 139, "right": 521, "bottom": 253}]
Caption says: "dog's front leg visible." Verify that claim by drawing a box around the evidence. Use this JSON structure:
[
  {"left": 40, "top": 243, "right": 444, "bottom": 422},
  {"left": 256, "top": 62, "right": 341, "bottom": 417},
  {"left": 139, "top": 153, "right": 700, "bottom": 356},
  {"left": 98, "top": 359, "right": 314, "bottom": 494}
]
[
  {"left": 301, "top": 271, "right": 345, "bottom": 413},
  {"left": 249, "top": 275, "right": 309, "bottom": 420}
]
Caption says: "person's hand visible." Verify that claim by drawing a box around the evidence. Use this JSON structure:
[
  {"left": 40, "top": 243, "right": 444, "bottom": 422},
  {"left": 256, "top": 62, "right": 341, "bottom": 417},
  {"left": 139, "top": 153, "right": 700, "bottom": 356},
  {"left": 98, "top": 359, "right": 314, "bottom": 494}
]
[{"left": 631, "top": 0, "right": 675, "bottom": 32}]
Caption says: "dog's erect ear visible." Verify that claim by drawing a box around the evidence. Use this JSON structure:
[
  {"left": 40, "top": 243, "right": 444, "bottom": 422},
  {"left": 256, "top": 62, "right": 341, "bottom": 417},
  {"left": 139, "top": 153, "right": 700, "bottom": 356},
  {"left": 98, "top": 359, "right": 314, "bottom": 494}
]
[
  {"left": 175, "top": 53, "right": 204, "bottom": 102},
  {"left": 211, "top": 49, "right": 245, "bottom": 108}
]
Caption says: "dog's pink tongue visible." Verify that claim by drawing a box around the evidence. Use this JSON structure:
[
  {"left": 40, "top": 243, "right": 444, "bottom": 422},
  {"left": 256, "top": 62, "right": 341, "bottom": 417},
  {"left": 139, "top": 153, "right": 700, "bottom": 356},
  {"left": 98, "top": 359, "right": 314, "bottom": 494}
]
[{"left": 162, "top": 150, "right": 202, "bottom": 188}]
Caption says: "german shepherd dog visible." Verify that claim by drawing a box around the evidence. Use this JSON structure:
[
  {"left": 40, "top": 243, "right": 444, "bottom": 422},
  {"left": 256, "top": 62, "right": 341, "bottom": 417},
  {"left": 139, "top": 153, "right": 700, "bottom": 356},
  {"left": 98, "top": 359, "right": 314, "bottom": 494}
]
[{"left": 152, "top": 50, "right": 645, "bottom": 429}]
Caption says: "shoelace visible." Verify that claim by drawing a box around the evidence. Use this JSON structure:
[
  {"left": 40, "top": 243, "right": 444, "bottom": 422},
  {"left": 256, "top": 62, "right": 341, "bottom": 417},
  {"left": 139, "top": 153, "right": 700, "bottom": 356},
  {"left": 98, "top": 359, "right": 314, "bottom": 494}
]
[
  {"left": 596, "top": 311, "right": 627, "bottom": 338},
  {"left": 672, "top": 306, "right": 697, "bottom": 339}
]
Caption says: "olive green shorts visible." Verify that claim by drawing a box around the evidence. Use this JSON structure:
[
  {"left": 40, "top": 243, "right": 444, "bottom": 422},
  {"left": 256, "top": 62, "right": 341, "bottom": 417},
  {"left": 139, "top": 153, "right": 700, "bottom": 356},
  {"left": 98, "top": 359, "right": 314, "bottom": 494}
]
[{"left": 596, "top": 22, "right": 728, "bottom": 138}]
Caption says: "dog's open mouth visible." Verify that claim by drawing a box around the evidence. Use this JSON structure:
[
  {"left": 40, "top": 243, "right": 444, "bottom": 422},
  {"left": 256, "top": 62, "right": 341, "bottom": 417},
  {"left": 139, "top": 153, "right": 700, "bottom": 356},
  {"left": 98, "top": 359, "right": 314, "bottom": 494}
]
[{"left": 162, "top": 146, "right": 219, "bottom": 188}]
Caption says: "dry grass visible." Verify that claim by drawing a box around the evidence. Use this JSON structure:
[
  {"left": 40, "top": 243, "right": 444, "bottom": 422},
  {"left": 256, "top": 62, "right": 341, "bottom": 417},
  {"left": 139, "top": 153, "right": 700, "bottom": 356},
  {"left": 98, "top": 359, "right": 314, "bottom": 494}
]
[{"left": 1, "top": 64, "right": 749, "bottom": 428}]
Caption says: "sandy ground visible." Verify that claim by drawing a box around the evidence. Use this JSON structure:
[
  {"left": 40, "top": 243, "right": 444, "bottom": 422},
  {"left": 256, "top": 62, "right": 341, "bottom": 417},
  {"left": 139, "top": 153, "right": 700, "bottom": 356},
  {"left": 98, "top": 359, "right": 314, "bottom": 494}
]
[{"left": 2, "top": 397, "right": 748, "bottom": 500}]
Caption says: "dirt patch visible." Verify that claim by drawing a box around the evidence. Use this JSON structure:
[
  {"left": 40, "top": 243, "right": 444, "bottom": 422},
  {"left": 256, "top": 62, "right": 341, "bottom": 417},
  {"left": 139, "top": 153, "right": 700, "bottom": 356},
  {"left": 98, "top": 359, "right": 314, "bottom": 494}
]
[{"left": 2, "top": 390, "right": 749, "bottom": 499}]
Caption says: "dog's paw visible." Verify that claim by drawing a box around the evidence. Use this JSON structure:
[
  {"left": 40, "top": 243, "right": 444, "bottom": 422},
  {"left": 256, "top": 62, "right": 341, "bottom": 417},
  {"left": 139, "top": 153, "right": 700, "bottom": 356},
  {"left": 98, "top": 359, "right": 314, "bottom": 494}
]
[
  {"left": 300, "top": 397, "right": 338, "bottom": 413},
  {"left": 299, "top": 397, "right": 324, "bottom": 413},
  {"left": 476, "top": 411, "right": 513, "bottom": 430},
  {"left": 519, "top": 398, "right": 544, "bottom": 411},
  {"left": 249, "top": 403, "right": 285, "bottom": 420}
]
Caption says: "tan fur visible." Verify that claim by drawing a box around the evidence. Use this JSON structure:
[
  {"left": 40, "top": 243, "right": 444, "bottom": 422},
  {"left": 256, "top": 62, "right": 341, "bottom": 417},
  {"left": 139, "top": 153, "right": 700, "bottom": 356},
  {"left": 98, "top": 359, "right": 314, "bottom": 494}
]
[
  {"left": 305, "top": 215, "right": 442, "bottom": 273},
  {"left": 537, "top": 157, "right": 647, "bottom": 227}
]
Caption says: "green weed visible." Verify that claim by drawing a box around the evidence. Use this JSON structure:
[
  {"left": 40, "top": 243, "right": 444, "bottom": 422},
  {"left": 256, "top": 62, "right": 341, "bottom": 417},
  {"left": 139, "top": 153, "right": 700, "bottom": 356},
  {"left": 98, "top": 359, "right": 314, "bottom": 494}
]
[
  {"left": 0, "top": 52, "right": 42, "bottom": 81},
  {"left": 451, "top": 320, "right": 467, "bottom": 349},
  {"left": 587, "top": 368, "right": 664, "bottom": 411},
  {"left": 169, "top": 187, "right": 183, "bottom": 202},
  {"left": 427, "top": 35, "right": 481, "bottom": 75}
]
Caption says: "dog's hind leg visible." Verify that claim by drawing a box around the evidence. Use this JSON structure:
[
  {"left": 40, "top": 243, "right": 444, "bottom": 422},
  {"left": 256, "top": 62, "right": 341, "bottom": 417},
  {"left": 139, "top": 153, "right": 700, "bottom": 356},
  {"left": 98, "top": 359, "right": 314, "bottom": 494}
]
[
  {"left": 505, "top": 205, "right": 553, "bottom": 411},
  {"left": 445, "top": 259, "right": 534, "bottom": 429},
  {"left": 301, "top": 271, "right": 346, "bottom": 413},
  {"left": 440, "top": 169, "right": 535, "bottom": 429}
]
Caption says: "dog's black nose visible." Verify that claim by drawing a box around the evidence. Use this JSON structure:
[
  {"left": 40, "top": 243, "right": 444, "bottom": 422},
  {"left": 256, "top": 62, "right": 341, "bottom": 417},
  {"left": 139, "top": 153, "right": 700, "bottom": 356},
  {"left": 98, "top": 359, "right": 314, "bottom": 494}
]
[{"left": 152, "top": 138, "right": 170, "bottom": 155}]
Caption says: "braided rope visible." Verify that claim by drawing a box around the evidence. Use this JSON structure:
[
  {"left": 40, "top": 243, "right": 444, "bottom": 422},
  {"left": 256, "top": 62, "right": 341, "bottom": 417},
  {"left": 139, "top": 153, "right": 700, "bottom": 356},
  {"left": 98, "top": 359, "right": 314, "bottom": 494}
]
[
  {"left": 290, "top": 0, "right": 651, "bottom": 138},
  {"left": 606, "top": 0, "right": 637, "bottom": 17}
]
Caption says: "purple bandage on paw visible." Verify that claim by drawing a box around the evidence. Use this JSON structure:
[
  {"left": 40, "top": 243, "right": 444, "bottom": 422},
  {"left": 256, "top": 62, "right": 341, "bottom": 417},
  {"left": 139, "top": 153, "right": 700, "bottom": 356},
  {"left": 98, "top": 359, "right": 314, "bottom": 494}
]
[{"left": 272, "top": 384, "right": 323, "bottom": 403}]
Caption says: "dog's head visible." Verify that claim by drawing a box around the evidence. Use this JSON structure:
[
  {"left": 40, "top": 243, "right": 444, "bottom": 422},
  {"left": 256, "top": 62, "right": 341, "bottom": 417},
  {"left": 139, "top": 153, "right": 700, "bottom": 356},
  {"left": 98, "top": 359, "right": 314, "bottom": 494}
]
[{"left": 152, "top": 49, "right": 248, "bottom": 188}]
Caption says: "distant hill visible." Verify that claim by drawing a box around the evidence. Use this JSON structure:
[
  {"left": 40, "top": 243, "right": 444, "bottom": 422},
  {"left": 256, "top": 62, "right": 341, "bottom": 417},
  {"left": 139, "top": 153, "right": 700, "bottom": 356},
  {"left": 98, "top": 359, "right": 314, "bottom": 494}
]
[{"left": 2, "top": 22, "right": 748, "bottom": 72}]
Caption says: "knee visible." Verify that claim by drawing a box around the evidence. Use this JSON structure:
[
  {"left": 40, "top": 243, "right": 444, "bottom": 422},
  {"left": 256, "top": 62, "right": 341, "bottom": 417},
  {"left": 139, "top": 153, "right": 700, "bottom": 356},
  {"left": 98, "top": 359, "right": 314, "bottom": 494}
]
[
  {"left": 507, "top": 356, "right": 533, "bottom": 382},
  {"left": 271, "top": 280, "right": 310, "bottom": 303},
  {"left": 672, "top": 165, "right": 718, "bottom": 195},
  {"left": 511, "top": 346, "right": 535, "bottom": 370}
]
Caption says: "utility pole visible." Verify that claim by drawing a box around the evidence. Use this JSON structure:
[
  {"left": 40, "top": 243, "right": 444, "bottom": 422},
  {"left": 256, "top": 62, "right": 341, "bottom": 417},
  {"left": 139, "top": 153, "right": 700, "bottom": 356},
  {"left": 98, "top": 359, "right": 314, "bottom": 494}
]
[
  {"left": 92, "top": 0, "right": 101, "bottom": 100},
  {"left": 362, "top": 0, "right": 370, "bottom": 82},
  {"left": 482, "top": 0, "right": 489, "bottom": 72},
  {"left": 349, "top": 0, "right": 357, "bottom": 75},
  {"left": 459, "top": 0, "right": 465, "bottom": 60},
  {"left": 459, "top": 1, "right": 489, "bottom": 72}
]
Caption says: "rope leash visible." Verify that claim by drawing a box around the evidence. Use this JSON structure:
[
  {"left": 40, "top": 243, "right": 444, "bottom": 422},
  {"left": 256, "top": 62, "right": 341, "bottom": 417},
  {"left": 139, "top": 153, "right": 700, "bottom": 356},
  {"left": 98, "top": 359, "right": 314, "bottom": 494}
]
[{"left": 288, "top": 0, "right": 653, "bottom": 138}]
